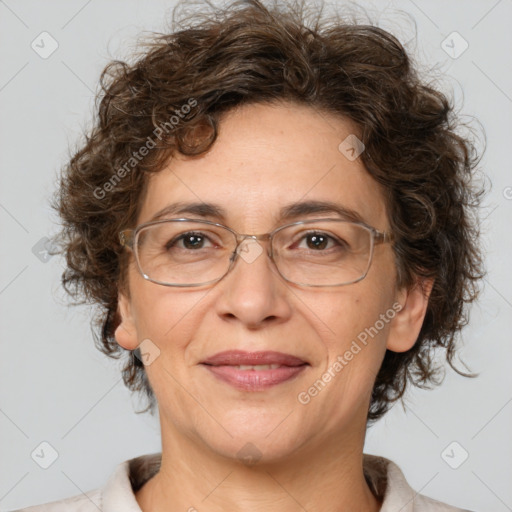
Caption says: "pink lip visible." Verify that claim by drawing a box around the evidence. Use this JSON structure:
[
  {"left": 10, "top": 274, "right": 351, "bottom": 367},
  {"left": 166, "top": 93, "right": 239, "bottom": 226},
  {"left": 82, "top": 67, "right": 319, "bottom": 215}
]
[
  {"left": 202, "top": 350, "right": 307, "bottom": 366},
  {"left": 201, "top": 350, "right": 309, "bottom": 391}
]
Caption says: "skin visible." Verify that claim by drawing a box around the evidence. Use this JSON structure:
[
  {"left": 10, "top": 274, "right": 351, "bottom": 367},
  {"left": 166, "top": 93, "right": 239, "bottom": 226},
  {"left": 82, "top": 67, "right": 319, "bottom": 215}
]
[{"left": 115, "top": 101, "right": 433, "bottom": 512}]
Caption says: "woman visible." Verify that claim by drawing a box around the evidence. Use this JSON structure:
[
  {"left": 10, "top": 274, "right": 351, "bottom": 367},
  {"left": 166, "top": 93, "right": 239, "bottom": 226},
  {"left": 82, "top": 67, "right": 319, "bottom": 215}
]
[{"left": 15, "top": 0, "right": 483, "bottom": 510}]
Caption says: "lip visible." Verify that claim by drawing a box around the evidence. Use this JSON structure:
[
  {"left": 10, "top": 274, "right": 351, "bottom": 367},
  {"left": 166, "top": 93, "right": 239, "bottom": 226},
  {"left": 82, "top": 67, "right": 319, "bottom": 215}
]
[
  {"left": 202, "top": 350, "right": 307, "bottom": 366},
  {"left": 201, "top": 350, "right": 309, "bottom": 391}
]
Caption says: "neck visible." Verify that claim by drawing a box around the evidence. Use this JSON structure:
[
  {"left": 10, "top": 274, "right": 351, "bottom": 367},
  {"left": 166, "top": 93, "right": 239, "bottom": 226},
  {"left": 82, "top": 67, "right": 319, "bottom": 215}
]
[{"left": 135, "top": 415, "right": 382, "bottom": 512}]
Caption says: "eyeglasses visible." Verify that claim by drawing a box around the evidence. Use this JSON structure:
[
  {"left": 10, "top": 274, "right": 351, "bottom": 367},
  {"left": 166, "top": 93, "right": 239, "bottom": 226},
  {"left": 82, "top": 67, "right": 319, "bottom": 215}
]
[{"left": 119, "top": 218, "right": 394, "bottom": 288}]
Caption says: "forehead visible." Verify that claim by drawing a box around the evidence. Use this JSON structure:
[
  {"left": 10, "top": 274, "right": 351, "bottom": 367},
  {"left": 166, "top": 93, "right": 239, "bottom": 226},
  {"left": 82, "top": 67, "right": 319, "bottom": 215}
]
[{"left": 138, "top": 101, "right": 388, "bottom": 230}]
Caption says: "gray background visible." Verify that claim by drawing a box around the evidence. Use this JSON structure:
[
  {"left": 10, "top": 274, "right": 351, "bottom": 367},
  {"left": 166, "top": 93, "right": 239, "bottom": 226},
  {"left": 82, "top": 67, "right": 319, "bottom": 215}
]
[{"left": 1, "top": 0, "right": 511, "bottom": 510}]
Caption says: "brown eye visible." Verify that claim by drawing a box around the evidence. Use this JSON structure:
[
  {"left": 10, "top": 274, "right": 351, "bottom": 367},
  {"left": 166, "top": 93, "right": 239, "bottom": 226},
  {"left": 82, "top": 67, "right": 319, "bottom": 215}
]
[
  {"left": 305, "top": 233, "right": 329, "bottom": 250},
  {"left": 294, "top": 231, "right": 346, "bottom": 251},
  {"left": 166, "top": 232, "right": 213, "bottom": 251}
]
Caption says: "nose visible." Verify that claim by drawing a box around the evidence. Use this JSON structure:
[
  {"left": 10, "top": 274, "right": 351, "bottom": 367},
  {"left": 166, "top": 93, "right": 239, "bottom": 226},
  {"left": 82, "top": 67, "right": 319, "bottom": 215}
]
[{"left": 214, "top": 238, "right": 293, "bottom": 329}]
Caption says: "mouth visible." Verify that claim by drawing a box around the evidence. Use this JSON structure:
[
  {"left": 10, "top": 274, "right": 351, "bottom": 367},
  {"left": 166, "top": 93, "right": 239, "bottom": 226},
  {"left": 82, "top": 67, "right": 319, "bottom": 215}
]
[{"left": 200, "top": 350, "right": 309, "bottom": 391}]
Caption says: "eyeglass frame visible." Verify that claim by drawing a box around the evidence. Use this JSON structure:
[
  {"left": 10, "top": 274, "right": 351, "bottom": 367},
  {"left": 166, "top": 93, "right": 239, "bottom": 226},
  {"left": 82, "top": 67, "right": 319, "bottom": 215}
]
[{"left": 119, "top": 217, "right": 394, "bottom": 288}]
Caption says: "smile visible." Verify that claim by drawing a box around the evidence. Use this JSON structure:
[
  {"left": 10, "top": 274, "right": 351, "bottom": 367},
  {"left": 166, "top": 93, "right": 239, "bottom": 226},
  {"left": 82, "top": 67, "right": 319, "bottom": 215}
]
[{"left": 200, "top": 350, "right": 309, "bottom": 391}]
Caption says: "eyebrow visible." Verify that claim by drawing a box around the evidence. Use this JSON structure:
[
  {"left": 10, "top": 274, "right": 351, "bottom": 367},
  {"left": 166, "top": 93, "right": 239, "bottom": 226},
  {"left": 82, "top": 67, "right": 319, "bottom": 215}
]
[{"left": 148, "top": 200, "right": 367, "bottom": 225}]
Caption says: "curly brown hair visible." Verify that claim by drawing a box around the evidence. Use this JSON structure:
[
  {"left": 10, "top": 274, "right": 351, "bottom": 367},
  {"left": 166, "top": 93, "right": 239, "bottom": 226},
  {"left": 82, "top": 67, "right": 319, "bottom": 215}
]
[{"left": 52, "top": 0, "right": 485, "bottom": 424}]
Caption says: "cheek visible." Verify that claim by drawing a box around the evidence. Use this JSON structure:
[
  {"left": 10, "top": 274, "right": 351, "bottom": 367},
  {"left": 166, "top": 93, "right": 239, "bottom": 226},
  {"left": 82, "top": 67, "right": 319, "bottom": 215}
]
[
  {"left": 317, "top": 286, "right": 394, "bottom": 341},
  {"left": 297, "top": 286, "right": 395, "bottom": 427},
  {"left": 129, "top": 275, "right": 203, "bottom": 351},
  {"left": 129, "top": 286, "right": 205, "bottom": 405},
  {"left": 312, "top": 273, "right": 397, "bottom": 373}
]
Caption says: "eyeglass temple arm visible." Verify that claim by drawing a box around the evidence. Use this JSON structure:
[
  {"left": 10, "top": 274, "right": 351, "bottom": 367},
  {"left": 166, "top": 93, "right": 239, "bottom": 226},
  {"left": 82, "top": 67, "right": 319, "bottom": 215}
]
[
  {"left": 119, "top": 229, "right": 135, "bottom": 249},
  {"left": 375, "top": 230, "right": 394, "bottom": 245}
]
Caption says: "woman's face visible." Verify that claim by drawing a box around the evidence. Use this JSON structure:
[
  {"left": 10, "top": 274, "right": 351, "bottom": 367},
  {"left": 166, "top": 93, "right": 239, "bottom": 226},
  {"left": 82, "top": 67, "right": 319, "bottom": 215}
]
[{"left": 116, "top": 101, "right": 424, "bottom": 463}]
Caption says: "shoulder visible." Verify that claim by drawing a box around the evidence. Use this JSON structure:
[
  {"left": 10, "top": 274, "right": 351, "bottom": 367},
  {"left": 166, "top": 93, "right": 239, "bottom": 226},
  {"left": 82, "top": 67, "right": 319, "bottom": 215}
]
[
  {"left": 414, "top": 492, "right": 476, "bottom": 512},
  {"left": 7, "top": 488, "right": 102, "bottom": 512},
  {"left": 363, "top": 453, "right": 477, "bottom": 512},
  {"left": 7, "top": 454, "right": 160, "bottom": 512}
]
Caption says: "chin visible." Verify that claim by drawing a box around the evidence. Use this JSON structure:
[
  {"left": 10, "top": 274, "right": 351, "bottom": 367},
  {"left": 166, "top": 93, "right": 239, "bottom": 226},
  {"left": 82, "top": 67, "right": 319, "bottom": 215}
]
[
  {"left": 212, "top": 436, "right": 306, "bottom": 467},
  {"left": 194, "top": 410, "right": 310, "bottom": 466}
]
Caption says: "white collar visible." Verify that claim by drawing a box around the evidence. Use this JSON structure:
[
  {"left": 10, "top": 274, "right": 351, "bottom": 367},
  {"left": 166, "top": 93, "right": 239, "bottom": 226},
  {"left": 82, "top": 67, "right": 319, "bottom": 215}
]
[
  {"left": 21, "top": 452, "right": 471, "bottom": 511},
  {"left": 99, "top": 452, "right": 469, "bottom": 511}
]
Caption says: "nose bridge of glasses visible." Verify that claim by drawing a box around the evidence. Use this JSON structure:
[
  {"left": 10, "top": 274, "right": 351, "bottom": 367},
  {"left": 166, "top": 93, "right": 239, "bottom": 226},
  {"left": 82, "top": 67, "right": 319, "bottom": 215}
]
[
  {"left": 234, "top": 232, "right": 271, "bottom": 251},
  {"left": 231, "top": 233, "right": 274, "bottom": 266},
  {"left": 235, "top": 232, "right": 271, "bottom": 242}
]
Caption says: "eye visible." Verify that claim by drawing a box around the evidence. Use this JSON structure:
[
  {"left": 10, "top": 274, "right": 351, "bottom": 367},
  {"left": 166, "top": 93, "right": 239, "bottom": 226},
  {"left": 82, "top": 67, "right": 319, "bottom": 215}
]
[
  {"left": 166, "top": 231, "right": 216, "bottom": 251},
  {"left": 295, "top": 231, "right": 346, "bottom": 251}
]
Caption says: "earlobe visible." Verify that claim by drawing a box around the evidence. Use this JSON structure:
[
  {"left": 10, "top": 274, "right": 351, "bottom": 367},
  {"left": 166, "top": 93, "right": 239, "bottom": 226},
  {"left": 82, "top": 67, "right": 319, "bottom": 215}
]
[
  {"left": 114, "top": 292, "right": 139, "bottom": 351},
  {"left": 386, "top": 277, "right": 434, "bottom": 353}
]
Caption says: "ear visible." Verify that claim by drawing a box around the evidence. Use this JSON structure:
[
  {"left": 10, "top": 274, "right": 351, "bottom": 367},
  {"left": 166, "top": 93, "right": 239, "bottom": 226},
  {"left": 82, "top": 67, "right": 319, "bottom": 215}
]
[
  {"left": 114, "top": 291, "right": 139, "bottom": 351},
  {"left": 386, "top": 277, "right": 434, "bottom": 353}
]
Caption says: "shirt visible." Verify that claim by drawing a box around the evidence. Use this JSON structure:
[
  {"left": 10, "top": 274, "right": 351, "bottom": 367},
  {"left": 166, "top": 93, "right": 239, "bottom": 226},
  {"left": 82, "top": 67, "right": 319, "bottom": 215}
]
[{"left": 11, "top": 452, "right": 474, "bottom": 511}]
